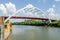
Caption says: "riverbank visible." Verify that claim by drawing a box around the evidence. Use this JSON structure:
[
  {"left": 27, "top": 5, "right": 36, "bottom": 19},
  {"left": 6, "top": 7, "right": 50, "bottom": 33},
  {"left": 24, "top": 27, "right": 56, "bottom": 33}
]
[
  {"left": 12, "top": 20, "right": 47, "bottom": 26},
  {"left": 12, "top": 20, "right": 60, "bottom": 27},
  {"left": 48, "top": 22, "right": 60, "bottom": 28}
]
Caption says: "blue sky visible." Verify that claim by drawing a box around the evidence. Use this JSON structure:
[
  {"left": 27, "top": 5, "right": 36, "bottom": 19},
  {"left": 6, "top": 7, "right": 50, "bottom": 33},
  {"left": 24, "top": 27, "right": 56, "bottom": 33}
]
[{"left": 0, "top": 0, "right": 60, "bottom": 13}]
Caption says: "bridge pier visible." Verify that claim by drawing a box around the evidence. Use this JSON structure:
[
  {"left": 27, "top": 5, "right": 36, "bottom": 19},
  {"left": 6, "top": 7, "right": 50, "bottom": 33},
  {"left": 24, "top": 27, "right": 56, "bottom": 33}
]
[{"left": 0, "top": 16, "right": 4, "bottom": 40}]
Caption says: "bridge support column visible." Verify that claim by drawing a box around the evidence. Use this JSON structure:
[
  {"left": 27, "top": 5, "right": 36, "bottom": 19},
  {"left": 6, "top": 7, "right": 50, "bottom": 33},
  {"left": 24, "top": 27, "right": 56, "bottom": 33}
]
[{"left": 0, "top": 16, "right": 4, "bottom": 40}]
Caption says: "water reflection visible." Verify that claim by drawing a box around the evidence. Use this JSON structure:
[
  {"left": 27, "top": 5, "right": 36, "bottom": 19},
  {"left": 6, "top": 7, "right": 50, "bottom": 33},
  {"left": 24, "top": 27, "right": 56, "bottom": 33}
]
[
  {"left": 11, "top": 25, "right": 60, "bottom": 40},
  {"left": 48, "top": 28, "right": 60, "bottom": 40}
]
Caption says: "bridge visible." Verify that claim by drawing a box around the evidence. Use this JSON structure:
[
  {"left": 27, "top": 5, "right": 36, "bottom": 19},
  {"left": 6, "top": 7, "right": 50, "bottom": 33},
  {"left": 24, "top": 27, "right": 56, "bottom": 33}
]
[
  {"left": 1, "top": 4, "right": 57, "bottom": 40},
  {"left": 4, "top": 16, "right": 56, "bottom": 21}
]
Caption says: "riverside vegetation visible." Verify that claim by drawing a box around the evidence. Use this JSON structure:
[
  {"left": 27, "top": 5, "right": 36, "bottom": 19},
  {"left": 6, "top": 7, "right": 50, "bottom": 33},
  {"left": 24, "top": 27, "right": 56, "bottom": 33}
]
[{"left": 12, "top": 20, "right": 60, "bottom": 27}]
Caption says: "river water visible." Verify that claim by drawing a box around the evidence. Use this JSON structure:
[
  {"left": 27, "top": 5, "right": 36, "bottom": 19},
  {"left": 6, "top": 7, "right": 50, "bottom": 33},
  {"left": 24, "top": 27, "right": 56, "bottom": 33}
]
[{"left": 11, "top": 25, "right": 60, "bottom": 40}]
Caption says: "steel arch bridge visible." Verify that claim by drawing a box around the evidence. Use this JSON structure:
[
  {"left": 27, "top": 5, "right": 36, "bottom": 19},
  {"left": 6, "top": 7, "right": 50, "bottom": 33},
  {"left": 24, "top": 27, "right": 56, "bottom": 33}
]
[{"left": 4, "top": 4, "right": 57, "bottom": 22}]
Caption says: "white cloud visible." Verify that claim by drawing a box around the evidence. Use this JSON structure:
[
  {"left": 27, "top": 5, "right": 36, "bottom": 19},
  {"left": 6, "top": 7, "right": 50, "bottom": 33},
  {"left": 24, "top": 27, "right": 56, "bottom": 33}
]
[
  {"left": 55, "top": 14, "right": 60, "bottom": 20},
  {"left": 47, "top": 8, "right": 55, "bottom": 19},
  {"left": 24, "top": 4, "right": 44, "bottom": 18},
  {"left": 34, "top": 13, "right": 40, "bottom": 17},
  {"left": 0, "top": 2, "right": 16, "bottom": 16},
  {"left": 47, "top": 7, "right": 60, "bottom": 20},
  {"left": 47, "top": 8, "right": 55, "bottom": 13},
  {"left": 5, "top": 2, "right": 16, "bottom": 15},
  {"left": 52, "top": 5, "right": 56, "bottom": 8},
  {"left": 55, "top": 0, "right": 60, "bottom": 1},
  {"left": 26, "top": 4, "right": 34, "bottom": 9},
  {"left": 0, "top": 4, "right": 7, "bottom": 15}
]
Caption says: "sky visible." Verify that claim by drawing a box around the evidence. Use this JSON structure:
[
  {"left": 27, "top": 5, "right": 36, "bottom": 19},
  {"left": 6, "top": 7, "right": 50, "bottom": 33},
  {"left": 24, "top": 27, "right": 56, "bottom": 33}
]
[
  {"left": 0, "top": 0, "right": 60, "bottom": 21},
  {"left": 0, "top": 0, "right": 60, "bottom": 12}
]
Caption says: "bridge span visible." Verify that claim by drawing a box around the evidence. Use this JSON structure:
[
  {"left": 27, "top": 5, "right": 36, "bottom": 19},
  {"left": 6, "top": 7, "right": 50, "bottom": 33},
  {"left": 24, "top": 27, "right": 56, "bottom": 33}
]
[{"left": 4, "top": 16, "right": 56, "bottom": 21}]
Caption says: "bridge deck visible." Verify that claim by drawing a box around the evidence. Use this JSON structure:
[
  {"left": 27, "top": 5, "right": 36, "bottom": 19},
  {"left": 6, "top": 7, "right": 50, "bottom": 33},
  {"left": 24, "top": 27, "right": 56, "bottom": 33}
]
[{"left": 4, "top": 16, "right": 56, "bottom": 21}]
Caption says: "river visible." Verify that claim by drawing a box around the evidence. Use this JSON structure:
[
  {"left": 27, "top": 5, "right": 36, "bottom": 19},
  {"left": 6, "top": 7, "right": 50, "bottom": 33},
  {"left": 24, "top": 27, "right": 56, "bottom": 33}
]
[{"left": 11, "top": 25, "right": 60, "bottom": 40}]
